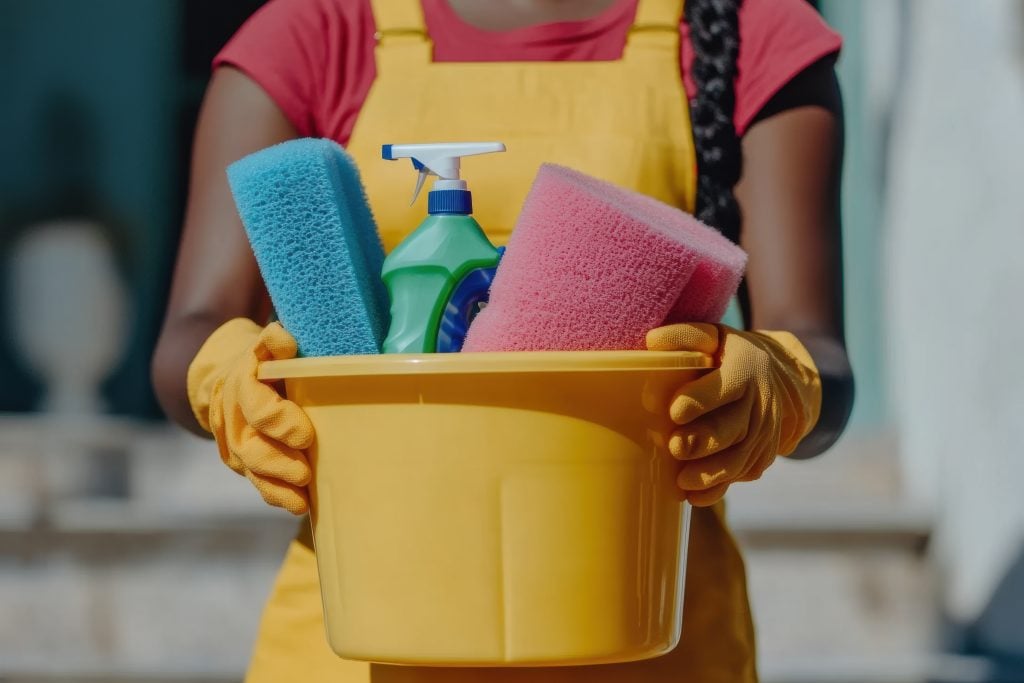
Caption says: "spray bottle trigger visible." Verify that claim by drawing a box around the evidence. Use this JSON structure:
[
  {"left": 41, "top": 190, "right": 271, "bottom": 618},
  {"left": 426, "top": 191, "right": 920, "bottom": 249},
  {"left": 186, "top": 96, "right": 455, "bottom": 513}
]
[{"left": 410, "top": 170, "right": 428, "bottom": 206}]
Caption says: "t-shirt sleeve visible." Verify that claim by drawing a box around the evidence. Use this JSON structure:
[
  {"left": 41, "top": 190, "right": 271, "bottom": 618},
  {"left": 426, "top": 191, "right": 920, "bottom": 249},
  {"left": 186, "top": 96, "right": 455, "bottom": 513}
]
[
  {"left": 682, "top": 0, "right": 843, "bottom": 136},
  {"left": 735, "top": 0, "right": 842, "bottom": 134},
  {"left": 213, "top": 0, "right": 332, "bottom": 137}
]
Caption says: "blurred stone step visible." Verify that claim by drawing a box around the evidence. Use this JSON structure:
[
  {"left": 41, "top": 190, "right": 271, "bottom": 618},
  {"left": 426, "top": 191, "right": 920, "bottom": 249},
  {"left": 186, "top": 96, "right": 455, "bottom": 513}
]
[
  {"left": 727, "top": 430, "right": 911, "bottom": 512},
  {"left": 732, "top": 501, "right": 931, "bottom": 549},
  {"left": 0, "top": 505, "right": 934, "bottom": 679},
  {"left": 724, "top": 431, "right": 939, "bottom": 677},
  {"left": 0, "top": 674, "right": 237, "bottom": 683},
  {"left": 0, "top": 424, "right": 943, "bottom": 680},
  {"left": 745, "top": 544, "right": 936, "bottom": 668},
  {"left": 2, "top": 654, "right": 1004, "bottom": 683},
  {"left": 0, "top": 515, "right": 290, "bottom": 678},
  {"left": 761, "top": 653, "right": 1008, "bottom": 683}
]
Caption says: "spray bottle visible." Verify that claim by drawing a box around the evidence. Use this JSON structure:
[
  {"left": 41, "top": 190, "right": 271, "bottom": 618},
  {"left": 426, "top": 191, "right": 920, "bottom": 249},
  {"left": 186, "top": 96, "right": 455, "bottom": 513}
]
[{"left": 380, "top": 142, "right": 505, "bottom": 353}]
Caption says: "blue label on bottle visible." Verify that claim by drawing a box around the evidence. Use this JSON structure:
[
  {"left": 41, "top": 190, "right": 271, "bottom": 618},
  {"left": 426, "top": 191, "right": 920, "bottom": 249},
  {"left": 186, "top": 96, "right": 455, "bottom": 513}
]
[{"left": 436, "top": 248, "right": 504, "bottom": 352}]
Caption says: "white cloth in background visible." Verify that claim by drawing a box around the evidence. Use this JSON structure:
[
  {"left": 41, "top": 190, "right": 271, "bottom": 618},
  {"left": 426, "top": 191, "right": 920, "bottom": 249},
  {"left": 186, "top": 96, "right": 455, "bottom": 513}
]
[{"left": 885, "top": 0, "right": 1024, "bottom": 640}]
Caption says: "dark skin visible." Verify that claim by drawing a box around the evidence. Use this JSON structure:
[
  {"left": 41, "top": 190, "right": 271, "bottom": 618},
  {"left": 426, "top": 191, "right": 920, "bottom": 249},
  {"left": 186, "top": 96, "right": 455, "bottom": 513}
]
[
  {"left": 152, "top": 2, "right": 853, "bottom": 460},
  {"left": 738, "top": 55, "right": 853, "bottom": 457}
]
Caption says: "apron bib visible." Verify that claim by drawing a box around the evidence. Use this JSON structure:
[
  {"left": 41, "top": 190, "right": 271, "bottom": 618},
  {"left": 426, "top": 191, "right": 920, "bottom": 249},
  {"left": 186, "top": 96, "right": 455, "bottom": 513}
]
[{"left": 347, "top": 0, "right": 697, "bottom": 250}]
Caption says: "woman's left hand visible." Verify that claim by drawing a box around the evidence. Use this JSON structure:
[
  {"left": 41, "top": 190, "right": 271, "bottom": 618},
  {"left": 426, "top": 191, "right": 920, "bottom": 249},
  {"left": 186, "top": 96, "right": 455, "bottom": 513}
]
[{"left": 647, "top": 323, "right": 822, "bottom": 506}]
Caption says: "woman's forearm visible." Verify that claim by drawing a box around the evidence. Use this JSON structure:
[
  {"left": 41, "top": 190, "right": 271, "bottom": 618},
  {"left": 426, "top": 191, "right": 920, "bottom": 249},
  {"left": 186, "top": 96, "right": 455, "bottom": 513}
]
[
  {"left": 152, "top": 67, "right": 297, "bottom": 434},
  {"left": 152, "top": 313, "right": 228, "bottom": 437},
  {"left": 788, "top": 332, "right": 854, "bottom": 459}
]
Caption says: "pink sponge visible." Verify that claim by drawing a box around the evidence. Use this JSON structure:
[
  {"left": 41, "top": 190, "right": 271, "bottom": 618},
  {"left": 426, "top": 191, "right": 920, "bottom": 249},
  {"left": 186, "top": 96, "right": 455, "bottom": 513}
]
[
  {"left": 561, "top": 168, "right": 747, "bottom": 323},
  {"left": 630, "top": 191, "right": 747, "bottom": 324},
  {"left": 463, "top": 164, "right": 747, "bottom": 352}
]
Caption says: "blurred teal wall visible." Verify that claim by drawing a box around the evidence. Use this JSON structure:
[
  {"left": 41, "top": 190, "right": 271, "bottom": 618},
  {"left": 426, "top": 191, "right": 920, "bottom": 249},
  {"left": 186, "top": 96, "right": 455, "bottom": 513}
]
[
  {"left": 820, "top": 1, "right": 890, "bottom": 431},
  {"left": 0, "top": 1, "right": 180, "bottom": 416}
]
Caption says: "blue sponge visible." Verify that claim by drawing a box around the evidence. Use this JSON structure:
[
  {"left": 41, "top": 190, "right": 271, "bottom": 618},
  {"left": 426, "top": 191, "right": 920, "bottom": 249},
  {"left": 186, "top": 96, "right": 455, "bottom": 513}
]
[{"left": 227, "top": 138, "right": 389, "bottom": 357}]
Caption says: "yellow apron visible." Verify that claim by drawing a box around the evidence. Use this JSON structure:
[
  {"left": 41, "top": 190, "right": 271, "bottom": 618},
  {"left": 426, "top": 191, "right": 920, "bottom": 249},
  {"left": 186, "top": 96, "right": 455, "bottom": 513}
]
[{"left": 245, "top": 0, "right": 757, "bottom": 681}]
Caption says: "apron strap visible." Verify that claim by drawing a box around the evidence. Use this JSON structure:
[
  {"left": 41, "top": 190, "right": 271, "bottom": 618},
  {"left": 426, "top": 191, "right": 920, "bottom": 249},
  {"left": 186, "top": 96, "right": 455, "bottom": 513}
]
[
  {"left": 626, "top": 0, "right": 685, "bottom": 53},
  {"left": 632, "top": 0, "right": 685, "bottom": 30},
  {"left": 371, "top": 0, "right": 430, "bottom": 44}
]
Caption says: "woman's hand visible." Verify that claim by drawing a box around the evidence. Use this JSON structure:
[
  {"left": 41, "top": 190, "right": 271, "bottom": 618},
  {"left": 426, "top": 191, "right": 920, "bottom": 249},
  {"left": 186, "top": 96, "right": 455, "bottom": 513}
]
[
  {"left": 188, "top": 319, "right": 315, "bottom": 515},
  {"left": 647, "top": 323, "right": 821, "bottom": 506}
]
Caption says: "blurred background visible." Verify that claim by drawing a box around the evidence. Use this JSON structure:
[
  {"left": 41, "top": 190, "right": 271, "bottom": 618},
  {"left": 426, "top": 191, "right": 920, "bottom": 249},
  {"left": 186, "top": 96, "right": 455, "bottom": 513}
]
[{"left": 1, "top": 1, "right": 1022, "bottom": 681}]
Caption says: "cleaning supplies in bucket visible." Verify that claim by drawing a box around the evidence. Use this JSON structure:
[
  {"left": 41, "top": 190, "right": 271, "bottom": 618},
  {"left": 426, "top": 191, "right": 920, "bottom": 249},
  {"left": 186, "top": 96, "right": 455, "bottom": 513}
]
[
  {"left": 379, "top": 142, "right": 505, "bottom": 353},
  {"left": 226, "top": 138, "right": 390, "bottom": 357},
  {"left": 226, "top": 143, "right": 728, "bottom": 667},
  {"left": 463, "top": 163, "right": 747, "bottom": 352}
]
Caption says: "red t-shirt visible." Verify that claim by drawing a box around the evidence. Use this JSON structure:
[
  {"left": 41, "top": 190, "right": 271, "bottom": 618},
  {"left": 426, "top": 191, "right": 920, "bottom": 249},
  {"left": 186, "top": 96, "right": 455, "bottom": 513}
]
[{"left": 214, "top": 0, "right": 841, "bottom": 144}]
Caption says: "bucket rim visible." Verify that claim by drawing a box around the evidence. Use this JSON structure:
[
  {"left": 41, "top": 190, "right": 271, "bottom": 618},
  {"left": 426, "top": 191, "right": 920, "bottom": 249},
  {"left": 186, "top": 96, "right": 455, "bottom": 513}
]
[{"left": 259, "top": 350, "right": 712, "bottom": 380}]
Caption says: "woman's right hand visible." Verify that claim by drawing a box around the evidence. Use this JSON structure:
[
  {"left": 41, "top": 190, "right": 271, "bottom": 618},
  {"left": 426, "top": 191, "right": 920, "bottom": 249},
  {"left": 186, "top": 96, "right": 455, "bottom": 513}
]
[{"left": 188, "top": 319, "right": 315, "bottom": 515}]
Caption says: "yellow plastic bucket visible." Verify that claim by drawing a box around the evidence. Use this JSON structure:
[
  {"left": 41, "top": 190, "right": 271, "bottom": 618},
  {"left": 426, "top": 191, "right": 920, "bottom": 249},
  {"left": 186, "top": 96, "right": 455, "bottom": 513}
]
[{"left": 259, "top": 350, "right": 711, "bottom": 667}]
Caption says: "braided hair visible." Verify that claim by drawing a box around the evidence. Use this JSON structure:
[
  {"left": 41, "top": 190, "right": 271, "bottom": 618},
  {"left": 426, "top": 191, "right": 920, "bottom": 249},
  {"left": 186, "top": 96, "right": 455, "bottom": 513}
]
[{"left": 685, "top": 0, "right": 742, "bottom": 245}]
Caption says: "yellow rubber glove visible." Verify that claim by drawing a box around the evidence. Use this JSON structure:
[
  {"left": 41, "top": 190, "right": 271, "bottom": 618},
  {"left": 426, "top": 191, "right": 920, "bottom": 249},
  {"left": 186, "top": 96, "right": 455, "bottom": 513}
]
[
  {"left": 188, "top": 319, "right": 315, "bottom": 515},
  {"left": 646, "top": 323, "right": 822, "bottom": 507}
]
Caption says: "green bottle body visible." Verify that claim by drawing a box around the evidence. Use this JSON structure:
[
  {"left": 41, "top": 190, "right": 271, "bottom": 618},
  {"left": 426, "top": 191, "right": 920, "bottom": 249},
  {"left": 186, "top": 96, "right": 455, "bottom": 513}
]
[{"left": 381, "top": 214, "right": 501, "bottom": 354}]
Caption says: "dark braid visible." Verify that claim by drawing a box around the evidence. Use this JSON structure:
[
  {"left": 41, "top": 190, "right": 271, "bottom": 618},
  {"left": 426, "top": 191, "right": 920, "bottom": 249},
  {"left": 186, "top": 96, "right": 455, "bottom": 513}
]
[{"left": 685, "top": 0, "right": 743, "bottom": 244}]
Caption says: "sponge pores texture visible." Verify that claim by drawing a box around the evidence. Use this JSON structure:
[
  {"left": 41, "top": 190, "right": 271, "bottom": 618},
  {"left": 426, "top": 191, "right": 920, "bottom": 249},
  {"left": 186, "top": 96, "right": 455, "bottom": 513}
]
[
  {"left": 462, "top": 164, "right": 695, "bottom": 352},
  {"left": 555, "top": 166, "right": 747, "bottom": 324},
  {"left": 606, "top": 180, "right": 747, "bottom": 324},
  {"left": 227, "top": 138, "right": 389, "bottom": 357},
  {"left": 463, "top": 164, "right": 747, "bottom": 352}
]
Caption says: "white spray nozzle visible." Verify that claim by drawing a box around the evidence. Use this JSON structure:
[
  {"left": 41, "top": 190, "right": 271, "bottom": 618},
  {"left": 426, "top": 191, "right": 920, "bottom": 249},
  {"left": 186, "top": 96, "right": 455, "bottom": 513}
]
[{"left": 382, "top": 142, "right": 505, "bottom": 204}]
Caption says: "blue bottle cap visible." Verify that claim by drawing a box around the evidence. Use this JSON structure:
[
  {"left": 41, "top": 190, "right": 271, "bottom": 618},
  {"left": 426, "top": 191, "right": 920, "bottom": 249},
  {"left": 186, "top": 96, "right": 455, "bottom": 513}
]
[{"left": 428, "top": 189, "right": 473, "bottom": 215}]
